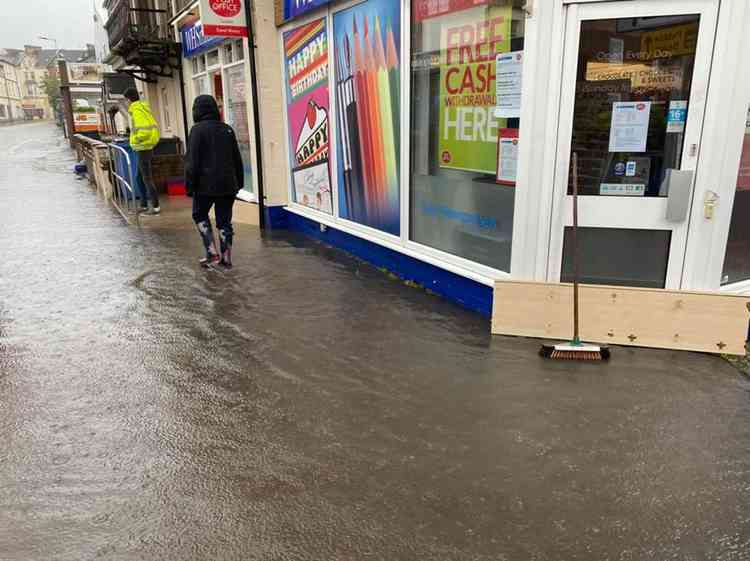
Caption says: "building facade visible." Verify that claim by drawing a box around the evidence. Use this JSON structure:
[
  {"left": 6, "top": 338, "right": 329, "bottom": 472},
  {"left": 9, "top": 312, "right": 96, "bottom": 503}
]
[
  {"left": 171, "top": 2, "right": 259, "bottom": 202},
  {"left": 238, "top": 0, "right": 750, "bottom": 314},
  {"left": 0, "top": 54, "right": 23, "bottom": 122}
]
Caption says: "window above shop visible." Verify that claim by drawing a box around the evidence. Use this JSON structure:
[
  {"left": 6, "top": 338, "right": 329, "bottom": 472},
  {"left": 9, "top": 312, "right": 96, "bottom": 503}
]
[{"left": 207, "top": 49, "right": 220, "bottom": 68}]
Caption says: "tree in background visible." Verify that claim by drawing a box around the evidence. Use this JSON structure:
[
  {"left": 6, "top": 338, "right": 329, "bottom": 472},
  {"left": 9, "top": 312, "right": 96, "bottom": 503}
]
[
  {"left": 42, "top": 73, "right": 63, "bottom": 123},
  {"left": 42, "top": 73, "right": 61, "bottom": 109}
]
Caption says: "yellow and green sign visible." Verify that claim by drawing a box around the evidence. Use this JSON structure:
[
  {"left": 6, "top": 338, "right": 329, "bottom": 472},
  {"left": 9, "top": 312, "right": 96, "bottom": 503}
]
[{"left": 438, "top": 6, "right": 511, "bottom": 173}]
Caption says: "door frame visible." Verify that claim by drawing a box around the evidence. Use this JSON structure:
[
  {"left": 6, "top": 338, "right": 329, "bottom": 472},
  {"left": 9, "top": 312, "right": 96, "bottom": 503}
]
[{"left": 546, "top": 0, "right": 720, "bottom": 289}]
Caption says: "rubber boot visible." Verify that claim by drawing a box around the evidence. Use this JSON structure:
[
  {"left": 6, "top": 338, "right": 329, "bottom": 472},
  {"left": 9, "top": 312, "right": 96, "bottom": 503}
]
[
  {"left": 219, "top": 227, "right": 233, "bottom": 269},
  {"left": 197, "top": 220, "right": 220, "bottom": 267}
]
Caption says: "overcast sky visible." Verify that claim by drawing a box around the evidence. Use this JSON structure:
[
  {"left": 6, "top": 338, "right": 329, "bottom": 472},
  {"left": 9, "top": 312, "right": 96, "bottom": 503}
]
[{"left": 3, "top": 0, "right": 108, "bottom": 50}]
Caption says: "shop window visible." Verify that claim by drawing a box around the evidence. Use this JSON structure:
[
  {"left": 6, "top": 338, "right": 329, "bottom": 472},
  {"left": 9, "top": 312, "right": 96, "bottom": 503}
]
[
  {"left": 192, "top": 57, "right": 200, "bottom": 74},
  {"left": 223, "top": 42, "right": 234, "bottom": 64},
  {"left": 224, "top": 64, "right": 254, "bottom": 198},
  {"left": 409, "top": 0, "right": 525, "bottom": 271},
  {"left": 198, "top": 55, "right": 207, "bottom": 73},
  {"left": 234, "top": 39, "right": 244, "bottom": 61},
  {"left": 722, "top": 105, "right": 750, "bottom": 285},
  {"left": 207, "top": 49, "right": 220, "bottom": 68}
]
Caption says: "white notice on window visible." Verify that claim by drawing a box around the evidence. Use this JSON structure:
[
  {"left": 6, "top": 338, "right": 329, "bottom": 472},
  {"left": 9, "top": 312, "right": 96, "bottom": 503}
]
[
  {"left": 495, "top": 51, "right": 523, "bottom": 119},
  {"left": 609, "top": 101, "right": 651, "bottom": 153},
  {"left": 496, "top": 137, "right": 519, "bottom": 185}
]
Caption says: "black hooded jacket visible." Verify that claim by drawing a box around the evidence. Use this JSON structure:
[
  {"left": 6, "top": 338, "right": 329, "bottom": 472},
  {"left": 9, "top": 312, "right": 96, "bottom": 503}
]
[{"left": 184, "top": 95, "right": 244, "bottom": 197}]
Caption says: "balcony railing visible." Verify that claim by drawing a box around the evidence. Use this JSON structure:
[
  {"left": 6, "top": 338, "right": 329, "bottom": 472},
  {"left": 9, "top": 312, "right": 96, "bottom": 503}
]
[
  {"left": 105, "top": 1, "right": 172, "bottom": 54},
  {"left": 174, "top": 0, "right": 196, "bottom": 14}
]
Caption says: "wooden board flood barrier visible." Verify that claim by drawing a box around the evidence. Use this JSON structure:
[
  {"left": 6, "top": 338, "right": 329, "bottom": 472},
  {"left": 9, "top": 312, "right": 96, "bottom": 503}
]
[{"left": 492, "top": 281, "right": 750, "bottom": 355}]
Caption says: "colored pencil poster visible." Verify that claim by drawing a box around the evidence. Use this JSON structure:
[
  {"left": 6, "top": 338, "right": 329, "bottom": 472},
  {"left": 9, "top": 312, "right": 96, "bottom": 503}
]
[
  {"left": 438, "top": 5, "right": 511, "bottom": 174},
  {"left": 333, "top": 0, "right": 401, "bottom": 236},
  {"left": 283, "top": 18, "right": 333, "bottom": 215}
]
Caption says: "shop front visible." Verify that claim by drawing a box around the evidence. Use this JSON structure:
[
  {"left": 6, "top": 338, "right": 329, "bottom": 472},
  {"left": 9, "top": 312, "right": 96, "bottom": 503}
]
[
  {"left": 265, "top": 0, "right": 750, "bottom": 314},
  {"left": 176, "top": 12, "right": 258, "bottom": 202}
]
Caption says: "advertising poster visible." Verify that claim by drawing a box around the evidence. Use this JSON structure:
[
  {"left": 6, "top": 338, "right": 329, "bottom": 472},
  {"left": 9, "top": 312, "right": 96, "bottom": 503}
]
[
  {"left": 333, "top": 0, "right": 401, "bottom": 235},
  {"left": 438, "top": 5, "right": 511, "bottom": 173},
  {"left": 283, "top": 18, "right": 333, "bottom": 214},
  {"left": 200, "top": 0, "right": 248, "bottom": 37}
]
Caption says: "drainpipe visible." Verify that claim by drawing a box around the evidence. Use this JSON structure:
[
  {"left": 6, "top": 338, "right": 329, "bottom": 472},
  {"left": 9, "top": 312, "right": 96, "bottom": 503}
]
[
  {"left": 244, "top": 0, "right": 266, "bottom": 229},
  {"left": 177, "top": 58, "right": 190, "bottom": 146}
]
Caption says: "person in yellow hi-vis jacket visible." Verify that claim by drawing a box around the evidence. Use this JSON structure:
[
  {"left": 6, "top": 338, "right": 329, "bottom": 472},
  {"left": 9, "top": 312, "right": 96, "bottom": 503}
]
[{"left": 124, "top": 88, "right": 161, "bottom": 215}]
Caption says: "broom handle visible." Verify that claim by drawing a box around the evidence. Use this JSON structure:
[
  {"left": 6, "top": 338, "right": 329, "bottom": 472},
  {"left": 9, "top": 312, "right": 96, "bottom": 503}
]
[{"left": 572, "top": 152, "right": 580, "bottom": 344}]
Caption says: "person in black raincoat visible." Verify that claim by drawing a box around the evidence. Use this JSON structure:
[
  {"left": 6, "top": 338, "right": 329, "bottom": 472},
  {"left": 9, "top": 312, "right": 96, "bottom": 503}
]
[{"left": 185, "top": 94, "right": 244, "bottom": 268}]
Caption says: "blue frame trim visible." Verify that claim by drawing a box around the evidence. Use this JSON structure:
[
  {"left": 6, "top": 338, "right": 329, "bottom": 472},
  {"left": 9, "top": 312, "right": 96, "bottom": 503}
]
[{"left": 265, "top": 206, "right": 492, "bottom": 316}]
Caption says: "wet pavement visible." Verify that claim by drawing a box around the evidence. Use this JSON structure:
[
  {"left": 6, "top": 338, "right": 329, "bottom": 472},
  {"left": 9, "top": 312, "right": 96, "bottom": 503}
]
[{"left": 2, "top": 122, "right": 750, "bottom": 560}]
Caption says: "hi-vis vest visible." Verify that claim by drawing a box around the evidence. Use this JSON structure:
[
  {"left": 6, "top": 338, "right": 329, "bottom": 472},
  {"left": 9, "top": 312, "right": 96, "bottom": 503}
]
[{"left": 128, "top": 101, "right": 160, "bottom": 151}]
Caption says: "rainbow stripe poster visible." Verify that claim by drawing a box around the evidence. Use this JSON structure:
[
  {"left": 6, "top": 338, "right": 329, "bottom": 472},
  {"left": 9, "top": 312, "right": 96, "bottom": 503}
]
[
  {"left": 283, "top": 18, "right": 333, "bottom": 215},
  {"left": 333, "top": 0, "right": 401, "bottom": 236}
]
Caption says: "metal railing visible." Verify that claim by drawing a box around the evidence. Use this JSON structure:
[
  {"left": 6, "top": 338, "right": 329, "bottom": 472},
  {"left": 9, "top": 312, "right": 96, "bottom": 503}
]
[
  {"left": 105, "top": 0, "right": 172, "bottom": 53},
  {"left": 107, "top": 143, "right": 141, "bottom": 225}
]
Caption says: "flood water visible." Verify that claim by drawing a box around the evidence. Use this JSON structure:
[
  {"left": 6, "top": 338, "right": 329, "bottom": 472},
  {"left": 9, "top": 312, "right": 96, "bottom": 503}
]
[{"left": 1, "top": 122, "right": 750, "bottom": 560}]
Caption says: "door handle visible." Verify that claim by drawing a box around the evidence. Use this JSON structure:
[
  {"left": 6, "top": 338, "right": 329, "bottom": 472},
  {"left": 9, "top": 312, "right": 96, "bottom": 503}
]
[{"left": 663, "top": 169, "right": 694, "bottom": 222}]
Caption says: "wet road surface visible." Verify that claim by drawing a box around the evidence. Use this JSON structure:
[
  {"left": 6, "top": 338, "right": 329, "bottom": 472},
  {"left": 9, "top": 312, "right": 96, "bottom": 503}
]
[{"left": 2, "top": 122, "right": 750, "bottom": 560}]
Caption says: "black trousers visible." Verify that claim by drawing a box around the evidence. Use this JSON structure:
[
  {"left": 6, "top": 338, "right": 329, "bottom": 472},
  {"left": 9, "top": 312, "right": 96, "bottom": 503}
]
[
  {"left": 136, "top": 149, "right": 160, "bottom": 208},
  {"left": 192, "top": 194, "right": 235, "bottom": 233}
]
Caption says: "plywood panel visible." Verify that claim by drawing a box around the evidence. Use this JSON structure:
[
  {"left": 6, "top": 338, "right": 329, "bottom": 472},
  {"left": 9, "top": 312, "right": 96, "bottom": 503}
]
[{"left": 492, "top": 281, "right": 750, "bottom": 355}]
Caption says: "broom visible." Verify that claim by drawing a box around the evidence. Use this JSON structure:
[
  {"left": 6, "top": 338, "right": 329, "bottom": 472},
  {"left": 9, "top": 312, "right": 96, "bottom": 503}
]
[{"left": 540, "top": 152, "right": 610, "bottom": 361}]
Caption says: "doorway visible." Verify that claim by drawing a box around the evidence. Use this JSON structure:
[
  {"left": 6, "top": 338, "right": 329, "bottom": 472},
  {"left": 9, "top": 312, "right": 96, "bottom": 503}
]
[{"left": 548, "top": 0, "right": 719, "bottom": 289}]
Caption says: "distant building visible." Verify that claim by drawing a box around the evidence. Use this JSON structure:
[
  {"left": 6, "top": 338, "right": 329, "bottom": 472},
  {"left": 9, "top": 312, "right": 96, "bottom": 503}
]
[
  {"left": 0, "top": 45, "right": 96, "bottom": 119},
  {"left": 0, "top": 52, "right": 23, "bottom": 122}
]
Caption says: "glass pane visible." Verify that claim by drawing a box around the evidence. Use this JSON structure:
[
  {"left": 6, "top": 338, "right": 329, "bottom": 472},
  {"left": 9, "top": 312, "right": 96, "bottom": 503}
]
[
  {"left": 561, "top": 227, "right": 671, "bottom": 288},
  {"left": 570, "top": 16, "right": 700, "bottom": 197},
  {"left": 198, "top": 55, "right": 207, "bottom": 72},
  {"left": 207, "top": 49, "right": 220, "bottom": 67},
  {"left": 409, "top": 0, "right": 525, "bottom": 272},
  {"left": 223, "top": 42, "right": 234, "bottom": 64},
  {"left": 192, "top": 57, "right": 199, "bottom": 74},
  {"left": 234, "top": 39, "right": 244, "bottom": 60},
  {"left": 224, "top": 65, "right": 254, "bottom": 197},
  {"left": 721, "top": 106, "right": 750, "bottom": 285}
]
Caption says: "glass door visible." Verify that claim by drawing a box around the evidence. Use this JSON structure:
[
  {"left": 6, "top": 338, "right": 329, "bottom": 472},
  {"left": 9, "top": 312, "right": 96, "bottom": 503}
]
[{"left": 548, "top": 0, "right": 719, "bottom": 288}]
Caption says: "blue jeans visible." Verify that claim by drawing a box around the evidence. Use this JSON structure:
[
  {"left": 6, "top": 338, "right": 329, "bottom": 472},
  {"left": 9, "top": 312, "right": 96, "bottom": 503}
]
[{"left": 136, "top": 150, "right": 159, "bottom": 208}]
